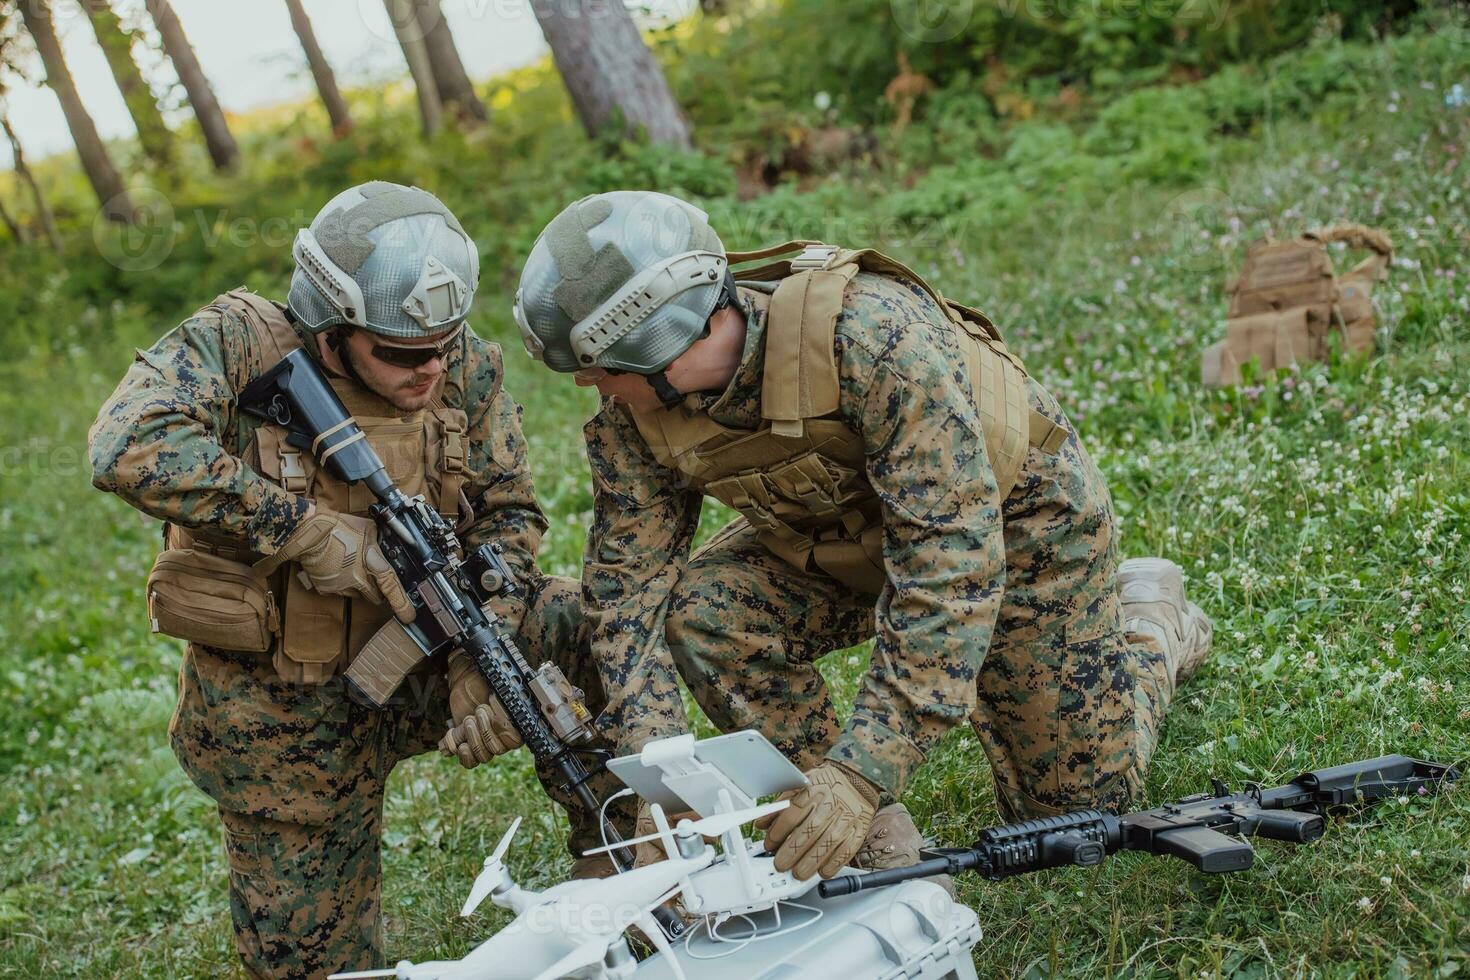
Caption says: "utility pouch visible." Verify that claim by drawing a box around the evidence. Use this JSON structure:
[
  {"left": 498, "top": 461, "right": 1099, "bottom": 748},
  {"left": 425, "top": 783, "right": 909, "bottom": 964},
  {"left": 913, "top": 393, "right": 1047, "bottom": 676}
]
[
  {"left": 146, "top": 548, "right": 278, "bottom": 652},
  {"left": 275, "top": 573, "right": 346, "bottom": 684}
]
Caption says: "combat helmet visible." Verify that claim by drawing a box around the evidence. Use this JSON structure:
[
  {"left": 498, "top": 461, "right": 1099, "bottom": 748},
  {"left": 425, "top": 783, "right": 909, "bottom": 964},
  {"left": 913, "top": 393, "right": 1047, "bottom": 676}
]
[
  {"left": 513, "top": 191, "right": 737, "bottom": 379},
  {"left": 288, "top": 181, "right": 480, "bottom": 339}
]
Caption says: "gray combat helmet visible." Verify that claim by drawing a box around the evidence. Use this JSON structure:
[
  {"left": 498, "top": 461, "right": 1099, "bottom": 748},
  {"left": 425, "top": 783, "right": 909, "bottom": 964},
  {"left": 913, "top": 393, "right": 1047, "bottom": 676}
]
[
  {"left": 514, "top": 191, "right": 728, "bottom": 373},
  {"left": 288, "top": 181, "right": 480, "bottom": 339}
]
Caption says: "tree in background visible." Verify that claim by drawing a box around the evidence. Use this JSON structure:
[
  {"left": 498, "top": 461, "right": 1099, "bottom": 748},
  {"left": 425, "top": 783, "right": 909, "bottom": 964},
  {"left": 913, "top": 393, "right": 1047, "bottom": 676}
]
[
  {"left": 414, "top": 0, "right": 487, "bottom": 126},
  {"left": 144, "top": 0, "right": 238, "bottom": 171},
  {"left": 383, "top": 0, "right": 442, "bottom": 136},
  {"left": 283, "top": 0, "right": 354, "bottom": 137},
  {"left": 16, "top": 0, "right": 134, "bottom": 223},
  {"left": 0, "top": 110, "right": 63, "bottom": 251},
  {"left": 80, "top": 0, "right": 173, "bottom": 168},
  {"left": 531, "top": 0, "right": 691, "bottom": 148},
  {"left": 0, "top": 186, "right": 24, "bottom": 244}
]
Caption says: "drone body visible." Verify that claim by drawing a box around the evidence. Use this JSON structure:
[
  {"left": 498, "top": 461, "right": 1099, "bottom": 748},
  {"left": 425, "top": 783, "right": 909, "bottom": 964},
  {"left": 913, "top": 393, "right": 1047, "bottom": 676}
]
[{"left": 332, "top": 732, "right": 981, "bottom": 980}]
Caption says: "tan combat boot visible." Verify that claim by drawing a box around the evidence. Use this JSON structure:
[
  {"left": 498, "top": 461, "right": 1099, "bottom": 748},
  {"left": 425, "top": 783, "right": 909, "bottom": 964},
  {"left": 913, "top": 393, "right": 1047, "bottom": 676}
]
[
  {"left": 1119, "top": 557, "right": 1214, "bottom": 698},
  {"left": 855, "top": 804, "right": 954, "bottom": 898}
]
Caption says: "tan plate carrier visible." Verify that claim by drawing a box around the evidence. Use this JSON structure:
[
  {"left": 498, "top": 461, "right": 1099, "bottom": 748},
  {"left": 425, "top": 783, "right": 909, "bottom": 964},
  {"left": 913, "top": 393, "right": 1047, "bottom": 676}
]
[
  {"left": 628, "top": 243, "right": 1067, "bottom": 596},
  {"left": 155, "top": 288, "right": 470, "bottom": 683},
  {"left": 1202, "top": 223, "right": 1393, "bottom": 387}
]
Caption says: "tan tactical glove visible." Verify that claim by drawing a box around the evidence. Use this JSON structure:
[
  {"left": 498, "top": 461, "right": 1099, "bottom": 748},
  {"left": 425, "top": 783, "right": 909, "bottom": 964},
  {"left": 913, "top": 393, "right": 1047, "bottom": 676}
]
[
  {"left": 438, "top": 652, "right": 523, "bottom": 769},
  {"left": 633, "top": 801, "right": 665, "bottom": 868},
  {"left": 261, "top": 510, "right": 414, "bottom": 621},
  {"left": 755, "top": 760, "right": 881, "bottom": 881}
]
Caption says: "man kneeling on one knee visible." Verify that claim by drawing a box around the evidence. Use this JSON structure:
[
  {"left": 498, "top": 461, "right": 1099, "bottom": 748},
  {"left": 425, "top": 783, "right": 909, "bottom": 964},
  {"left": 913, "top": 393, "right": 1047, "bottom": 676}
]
[{"left": 500, "top": 190, "right": 1215, "bottom": 884}]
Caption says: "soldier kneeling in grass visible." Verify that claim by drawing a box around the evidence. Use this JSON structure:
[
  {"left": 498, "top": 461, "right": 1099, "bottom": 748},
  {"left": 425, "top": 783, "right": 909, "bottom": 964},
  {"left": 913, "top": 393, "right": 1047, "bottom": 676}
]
[
  {"left": 89, "top": 182, "right": 611, "bottom": 979},
  {"left": 507, "top": 190, "right": 1215, "bottom": 886}
]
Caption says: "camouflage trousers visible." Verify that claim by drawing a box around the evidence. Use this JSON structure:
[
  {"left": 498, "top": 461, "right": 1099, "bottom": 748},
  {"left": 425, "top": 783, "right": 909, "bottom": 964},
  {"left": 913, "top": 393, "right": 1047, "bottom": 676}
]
[
  {"left": 666, "top": 413, "right": 1175, "bottom": 821},
  {"left": 169, "top": 576, "right": 609, "bottom": 980}
]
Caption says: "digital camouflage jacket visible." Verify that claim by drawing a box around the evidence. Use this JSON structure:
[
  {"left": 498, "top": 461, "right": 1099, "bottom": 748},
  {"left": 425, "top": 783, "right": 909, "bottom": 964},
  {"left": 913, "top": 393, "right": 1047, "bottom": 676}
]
[{"left": 583, "top": 272, "right": 1011, "bottom": 798}]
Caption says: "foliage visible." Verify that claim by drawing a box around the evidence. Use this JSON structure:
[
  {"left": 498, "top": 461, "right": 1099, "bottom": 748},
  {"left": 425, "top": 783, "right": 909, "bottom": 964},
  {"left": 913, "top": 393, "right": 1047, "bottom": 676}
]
[{"left": 1, "top": 6, "right": 1469, "bottom": 978}]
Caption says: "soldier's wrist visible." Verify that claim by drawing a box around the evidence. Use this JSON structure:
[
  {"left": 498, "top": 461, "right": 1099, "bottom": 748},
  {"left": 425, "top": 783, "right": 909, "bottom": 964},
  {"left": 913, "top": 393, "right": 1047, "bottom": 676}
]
[
  {"left": 828, "top": 760, "right": 882, "bottom": 809},
  {"left": 249, "top": 490, "right": 316, "bottom": 557}
]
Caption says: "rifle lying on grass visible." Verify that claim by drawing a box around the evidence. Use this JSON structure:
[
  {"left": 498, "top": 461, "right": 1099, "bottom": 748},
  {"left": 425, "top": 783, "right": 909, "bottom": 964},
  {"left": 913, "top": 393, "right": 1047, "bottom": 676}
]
[
  {"left": 239, "top": 349, "right": 685, "bottom": 938},
  {"left": 821, "top": 754, "right": 1459, "bottom": 897}
]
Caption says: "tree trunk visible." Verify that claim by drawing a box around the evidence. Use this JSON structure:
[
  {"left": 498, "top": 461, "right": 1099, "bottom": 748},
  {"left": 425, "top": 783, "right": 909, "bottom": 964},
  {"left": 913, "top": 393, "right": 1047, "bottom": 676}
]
[
  {"left": 284, "top": 0, "right": 354, "bottom": 137},
  {"left": 145, "top": 0, "right": 239, "bottom": 170},
  {"left": 1, "top": 115, "right": 62, "bottom": 251},
  {"left": 414, "top": 0, "right": 487, "bottom": 126},
  {"left": 17, "top": 0, "right": 134, "bottom": 224},
  {"left": 80, "top": 0, "right": 174, "bottom": 167},
  {"left": 383, "top": 0, "right": 442, "bottom": 137},
  {"left": 530, "top": 0, "right": 691, "bottom": 148},
  {"left": 0, "top": 192, "right": 28, "bottom": 245}
]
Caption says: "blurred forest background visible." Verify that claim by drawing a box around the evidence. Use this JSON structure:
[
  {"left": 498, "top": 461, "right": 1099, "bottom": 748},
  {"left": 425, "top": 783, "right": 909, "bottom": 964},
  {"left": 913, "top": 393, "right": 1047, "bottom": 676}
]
[{"left": 0, "top": 0, "right": 1467, "bottom": 976}]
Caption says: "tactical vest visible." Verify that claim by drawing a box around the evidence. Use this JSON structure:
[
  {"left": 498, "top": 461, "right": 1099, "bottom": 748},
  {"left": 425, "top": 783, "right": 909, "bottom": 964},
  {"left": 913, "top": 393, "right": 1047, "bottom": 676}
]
[
  {"left": 159, "top": 288, "right": 469, "bottom": 683},
  {"left": 628, "top": 243, "right": 1067, "bottom": 596},
  {"left": 1201, "top": 224, "right": 1393, "bottom": 387}
]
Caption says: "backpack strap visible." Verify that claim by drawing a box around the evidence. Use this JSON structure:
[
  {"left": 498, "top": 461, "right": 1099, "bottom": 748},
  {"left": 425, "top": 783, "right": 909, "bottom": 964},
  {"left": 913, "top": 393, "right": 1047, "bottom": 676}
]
[
  {"left": 753, "top": 243, "right": 1024, "bottom": 438},
  {"left": 762, "top": 245, "right": 858, "bottom": 436},
  {"left": 213, "top": 287, "right": 304, "bottom": 373},
  {"left": 727, "top": 239, "right": 822, "bottom": 280},
  {"left": 210, "top": 289, "right": 309, "bottom": 491},
  {"left": 1304, "top": 223, "right": 1394, "bottom": 282}
]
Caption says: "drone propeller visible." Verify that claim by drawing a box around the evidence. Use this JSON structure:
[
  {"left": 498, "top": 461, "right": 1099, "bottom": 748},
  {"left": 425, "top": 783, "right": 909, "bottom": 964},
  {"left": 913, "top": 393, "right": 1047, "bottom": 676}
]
[
  {"left": 529, "top": 885, "right": 687, "bottom": 980},
  {"left": 460, "top": 817, "right": 522, "bottom": 918},
  {"left": 578, "top": 800, "right": 789, "bottom": 858}
]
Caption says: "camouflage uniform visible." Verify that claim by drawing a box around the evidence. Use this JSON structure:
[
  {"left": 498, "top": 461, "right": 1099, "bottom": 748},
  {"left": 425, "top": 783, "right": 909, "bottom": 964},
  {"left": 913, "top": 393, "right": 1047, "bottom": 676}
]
[
  {"left": 584, "top": 273, "right": 1177, "bottom": 818},
  {"left": 89, "top": 301, "right": 604, "bottom": 979}
]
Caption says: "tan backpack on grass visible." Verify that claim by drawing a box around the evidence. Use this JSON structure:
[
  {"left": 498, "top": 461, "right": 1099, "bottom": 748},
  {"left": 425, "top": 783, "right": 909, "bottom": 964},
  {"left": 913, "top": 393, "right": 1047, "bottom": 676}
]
[{"left": 1201, "top": 224, "right": 1393, "bottom": 387}]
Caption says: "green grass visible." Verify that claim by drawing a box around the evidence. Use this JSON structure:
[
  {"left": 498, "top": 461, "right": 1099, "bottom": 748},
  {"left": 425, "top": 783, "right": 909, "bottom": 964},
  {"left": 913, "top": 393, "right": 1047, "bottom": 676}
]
[{"left": 2, "top": 20, "right": 1469, "bottom": 980}]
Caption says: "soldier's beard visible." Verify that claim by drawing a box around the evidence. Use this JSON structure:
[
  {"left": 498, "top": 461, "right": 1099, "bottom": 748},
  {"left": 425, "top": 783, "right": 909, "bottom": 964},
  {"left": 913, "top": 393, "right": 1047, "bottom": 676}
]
[{"left": 343, "top": 345, "right": 438, "bottom": 412}]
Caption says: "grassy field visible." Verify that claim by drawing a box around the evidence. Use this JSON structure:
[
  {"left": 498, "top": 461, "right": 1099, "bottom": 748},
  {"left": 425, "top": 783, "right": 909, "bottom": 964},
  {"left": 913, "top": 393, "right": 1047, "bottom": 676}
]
[{"left": 1, "top": 13, "right": 1468, "bottom": 979}]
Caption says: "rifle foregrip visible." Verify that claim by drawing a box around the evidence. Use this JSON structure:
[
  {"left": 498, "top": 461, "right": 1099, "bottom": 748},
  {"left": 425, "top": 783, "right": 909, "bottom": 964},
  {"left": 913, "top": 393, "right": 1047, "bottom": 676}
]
[{"left": 461, "top": 625, "right": 561, "bottom": 762}]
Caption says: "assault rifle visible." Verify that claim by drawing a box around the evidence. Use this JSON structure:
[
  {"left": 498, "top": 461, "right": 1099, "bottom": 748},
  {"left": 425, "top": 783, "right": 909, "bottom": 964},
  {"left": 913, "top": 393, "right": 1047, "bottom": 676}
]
[
  {"left": 239, "top": 349, "right": 684, "bottom": 938},
  {"left": 820, "top": 754, "right": 1459, "bottom": 898}
]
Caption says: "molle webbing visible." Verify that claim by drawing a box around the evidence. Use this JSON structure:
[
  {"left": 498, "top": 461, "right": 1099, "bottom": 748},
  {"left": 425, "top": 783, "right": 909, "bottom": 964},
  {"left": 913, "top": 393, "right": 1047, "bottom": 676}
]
[
  {"left": 633, "top": 244, "right": 1067, "bottom": 594},
  {"left": 731, "top": 243, "right": 1057, "bottom": 497},
  {"left": 178, "top": 289, "right": 470, "bottom": 681},
  {"left": 1202, "top": 223, "right": 1393, "bottom": 387}
]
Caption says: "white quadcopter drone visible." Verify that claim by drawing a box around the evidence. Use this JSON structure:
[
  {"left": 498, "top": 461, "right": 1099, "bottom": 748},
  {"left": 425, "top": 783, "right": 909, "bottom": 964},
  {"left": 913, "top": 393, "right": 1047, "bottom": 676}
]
[{"left": 332, "top": 731, "right": 980, "bottom": 980}]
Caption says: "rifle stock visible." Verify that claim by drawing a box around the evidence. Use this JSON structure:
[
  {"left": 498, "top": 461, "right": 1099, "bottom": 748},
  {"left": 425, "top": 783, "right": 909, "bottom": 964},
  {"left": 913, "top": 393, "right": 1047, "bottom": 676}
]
[{"left": 239, "top": 350, "right": 685, "bottom": 937}]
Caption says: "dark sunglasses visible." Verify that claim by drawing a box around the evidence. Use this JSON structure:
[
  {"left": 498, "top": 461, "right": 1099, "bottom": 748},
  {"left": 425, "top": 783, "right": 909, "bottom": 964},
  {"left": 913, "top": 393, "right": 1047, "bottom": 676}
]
[{"left": 370, "top": 326, "right": 463, "bottom": 368}]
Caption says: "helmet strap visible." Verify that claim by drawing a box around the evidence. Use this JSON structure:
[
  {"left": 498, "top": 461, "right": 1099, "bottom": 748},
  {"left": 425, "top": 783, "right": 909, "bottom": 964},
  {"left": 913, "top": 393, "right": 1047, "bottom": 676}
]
[
  {"left": 646, "top": 370, "right": 684, "bottom": 409},
  {"left": 327, "top": 326, "right": 369, "bottom": 389},
  {"left": 715, "top": 268, "right": 743, "bottom": 315}
]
